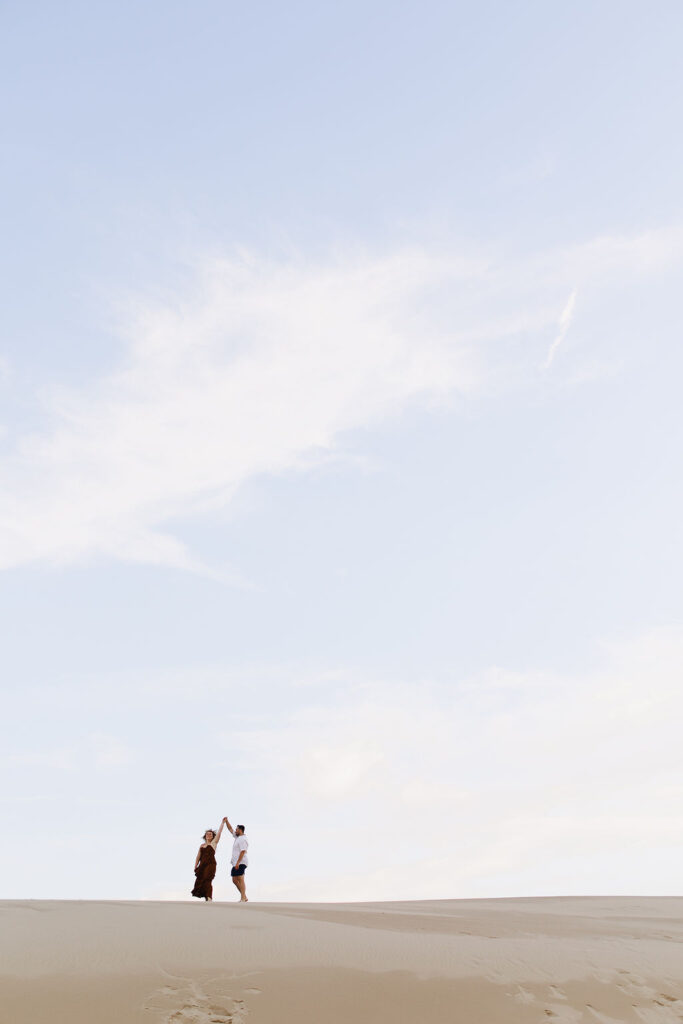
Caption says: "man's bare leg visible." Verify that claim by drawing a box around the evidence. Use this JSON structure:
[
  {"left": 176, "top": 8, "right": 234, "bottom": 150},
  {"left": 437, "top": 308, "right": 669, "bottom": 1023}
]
[
  {"left": 231, "top": 876, "right": 241, "bottom": 898},
  {"left": 236, "top": 875, "right": 248, "bottom": 902}
]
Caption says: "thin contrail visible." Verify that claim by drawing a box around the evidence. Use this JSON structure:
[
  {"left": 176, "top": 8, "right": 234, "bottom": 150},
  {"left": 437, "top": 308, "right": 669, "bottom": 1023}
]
[{"left": 544, "top": 289, "right": 577, "bottom": 369}]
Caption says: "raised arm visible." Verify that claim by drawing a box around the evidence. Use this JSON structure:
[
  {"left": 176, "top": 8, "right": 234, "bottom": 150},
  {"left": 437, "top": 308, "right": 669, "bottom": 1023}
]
[
  {"left": 223, "top": 815, "right": 235, "bottom": 835},
  {"left": 214, "top": 818, "right": 226, "bottom": 843}
]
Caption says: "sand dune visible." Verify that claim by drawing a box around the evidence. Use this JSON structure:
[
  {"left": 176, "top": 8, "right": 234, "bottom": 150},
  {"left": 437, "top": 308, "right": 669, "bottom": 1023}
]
[{"left": 1, "top": 897, "right": 682, "bottom": 1023}]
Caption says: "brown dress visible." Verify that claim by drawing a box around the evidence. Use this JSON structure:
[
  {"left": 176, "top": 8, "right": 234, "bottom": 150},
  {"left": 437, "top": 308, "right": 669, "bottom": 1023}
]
[{"left": 191, "top": 842, "right": 217, "bottom": 899}]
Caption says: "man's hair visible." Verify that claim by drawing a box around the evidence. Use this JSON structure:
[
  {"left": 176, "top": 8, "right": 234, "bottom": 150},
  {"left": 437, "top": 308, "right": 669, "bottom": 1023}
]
[{"left": 237, "top": 825, "right": 246, "bottom": 833}]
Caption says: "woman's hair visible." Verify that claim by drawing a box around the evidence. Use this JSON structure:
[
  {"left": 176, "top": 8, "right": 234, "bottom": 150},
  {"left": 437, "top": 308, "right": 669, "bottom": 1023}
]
[{"left": 203, "top": 829, "right": 216, "bottom": 840}]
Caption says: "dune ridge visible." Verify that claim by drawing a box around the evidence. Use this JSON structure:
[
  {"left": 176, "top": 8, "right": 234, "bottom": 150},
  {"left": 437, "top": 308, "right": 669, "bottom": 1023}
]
[{"left": 1, "top": 896, "right": 682, "bottom": 1023}]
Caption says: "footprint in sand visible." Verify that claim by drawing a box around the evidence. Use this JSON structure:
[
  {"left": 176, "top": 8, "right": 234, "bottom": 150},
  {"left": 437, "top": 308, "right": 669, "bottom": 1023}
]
[
  {"left": 631, "top": 1001, "right": 683, "bottom": 1024},
  {"left": 610, "top": 971, "right": 683, "bottom": 1023},
  {"left": 144, "top": 979, "right": 248, "bottom": 1023},
  {"left": 543, "top": 1006, "right": 583, "bottom": 1023},
  {"left": 168, "top": 1008, "right": 230, "bottom": 1024}
]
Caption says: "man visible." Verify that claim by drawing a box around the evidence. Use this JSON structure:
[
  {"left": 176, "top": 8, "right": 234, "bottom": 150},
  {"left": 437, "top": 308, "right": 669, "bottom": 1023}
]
[{"left": 222, "top": 816, "right": 248, "bottom": 902}]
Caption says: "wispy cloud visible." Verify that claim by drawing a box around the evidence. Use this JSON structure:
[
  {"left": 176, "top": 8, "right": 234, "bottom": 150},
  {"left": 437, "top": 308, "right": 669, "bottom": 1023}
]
[
  {"left": 225, "top": 626, "right": 683, "bottom": 900},
  {"left": 1, "top": 225, "right": 681, "bottom": 575},
  {"left": 0, "top": 249, "right": 483, "bottom": 574},
  {"left": 543, "top": 288, "right": 577, "bottom": 368}
]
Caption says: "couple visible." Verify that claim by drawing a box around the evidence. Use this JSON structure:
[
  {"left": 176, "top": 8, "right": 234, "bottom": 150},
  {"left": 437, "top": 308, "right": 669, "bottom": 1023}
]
[{"left": 191, "top": 816, "right": 248, "bottom": 903}]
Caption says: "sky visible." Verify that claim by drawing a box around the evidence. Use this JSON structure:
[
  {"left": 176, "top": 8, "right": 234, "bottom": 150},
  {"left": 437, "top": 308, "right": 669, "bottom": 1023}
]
[{"left": 1, "top": 0, "right": 683, "bottom": 902}]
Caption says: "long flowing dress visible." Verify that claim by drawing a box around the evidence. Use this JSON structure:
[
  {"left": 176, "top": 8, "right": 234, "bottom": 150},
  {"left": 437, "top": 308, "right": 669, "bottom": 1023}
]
[{"left": 191, "top": 842, "right": 217, "bottom": 899}]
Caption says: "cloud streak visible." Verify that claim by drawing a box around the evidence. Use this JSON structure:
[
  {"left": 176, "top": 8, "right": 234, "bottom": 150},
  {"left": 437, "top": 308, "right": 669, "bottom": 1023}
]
[
  {"left": 544, "top": 289, "right": 577, "bottom": 368},
  {"left": 0, "top": 249, "right": 482, "bottom": 573},
  {"left": 1, "top": 225, "right": 681, "bottom": 574}
]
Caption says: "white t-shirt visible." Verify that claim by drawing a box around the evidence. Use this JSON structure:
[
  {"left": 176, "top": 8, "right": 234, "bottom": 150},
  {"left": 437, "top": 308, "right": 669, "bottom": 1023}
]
[{"left": 231, "top": 834, "right": 249, "bottom": 867}]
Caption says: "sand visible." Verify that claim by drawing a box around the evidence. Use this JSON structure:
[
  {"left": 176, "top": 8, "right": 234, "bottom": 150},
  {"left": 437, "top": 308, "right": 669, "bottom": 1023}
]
[{"left": 1, "top": 897, "right": 682, "bottom": 1023}]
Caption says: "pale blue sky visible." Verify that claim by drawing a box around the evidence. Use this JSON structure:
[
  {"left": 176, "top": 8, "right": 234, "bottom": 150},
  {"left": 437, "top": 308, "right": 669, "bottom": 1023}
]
[{"left": 1, "top": 1, "right": 682, "bottom": 901}]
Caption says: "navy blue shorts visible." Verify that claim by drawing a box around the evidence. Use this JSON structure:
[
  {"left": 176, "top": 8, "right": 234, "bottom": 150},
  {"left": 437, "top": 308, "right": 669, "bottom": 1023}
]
[{"left": 231, "top": 864, "right": 247, "bottom": 877}]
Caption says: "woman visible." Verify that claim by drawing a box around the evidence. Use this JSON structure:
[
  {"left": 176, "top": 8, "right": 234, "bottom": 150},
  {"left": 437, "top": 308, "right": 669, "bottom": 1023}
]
[{"left": 191, "top": 819, "right": 226, "bottom": 901}]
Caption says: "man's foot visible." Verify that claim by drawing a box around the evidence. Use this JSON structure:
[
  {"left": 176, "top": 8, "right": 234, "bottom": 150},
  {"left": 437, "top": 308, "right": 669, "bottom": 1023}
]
[{"left": 240, "top": 897, "right": 248, "bottom": 902}]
